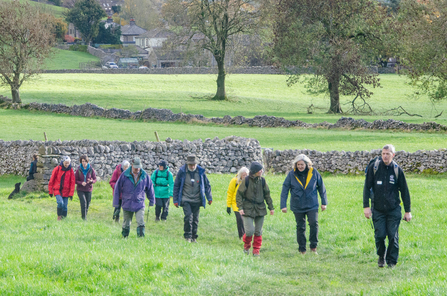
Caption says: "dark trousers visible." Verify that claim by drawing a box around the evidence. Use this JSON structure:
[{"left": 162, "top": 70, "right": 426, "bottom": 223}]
[
  {"left": 155, "top": 198, "right": 170, "bottom": 220},
  {"left": 77, "top": 190, "right": 92, "bottom": 220},
  {"left": 182, "top": 202, "right": 201, "bottom": 239},
  {"left": 113, "top": 199, "right": 122, "bottom": 219},
  {"left": 234, "top": 211, "right": 245, "bottom": 239},
  {"left": 294, "top": 210, "right": 319, "bottom": 252},
  {"left": 372, "top": 206, "right": 402, "bottom": 265}
]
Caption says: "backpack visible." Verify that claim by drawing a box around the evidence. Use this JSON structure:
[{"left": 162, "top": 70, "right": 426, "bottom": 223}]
[
  {"left": 365, "top": 156, "right": 399, "bottom": 181},
  {"left": 245, "top": 176, "right": 266, "bottom": 189},
  {"left": 154, "top": 169, "right": 169, "bottom": 187}
]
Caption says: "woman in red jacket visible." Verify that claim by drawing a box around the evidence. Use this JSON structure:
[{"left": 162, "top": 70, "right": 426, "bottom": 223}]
[
  {"left": 48, "top": 156, "right": 75, "bottom": 220},
  {"left": 75, "top": 155, "right": 97, "bottom": 220}
]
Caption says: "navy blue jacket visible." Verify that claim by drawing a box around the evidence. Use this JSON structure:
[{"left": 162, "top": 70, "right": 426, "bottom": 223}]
[
  {"left": 173, "top": 165, "right": 212, "bottom": 208},
  {"left": 280, "top": 168, "right": 327, "bottom": 213}
]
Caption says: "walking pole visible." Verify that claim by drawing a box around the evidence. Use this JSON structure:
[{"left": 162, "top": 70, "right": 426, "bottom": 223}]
[{"left": 146, "top": 200, "right": 149, "bottom": 223}]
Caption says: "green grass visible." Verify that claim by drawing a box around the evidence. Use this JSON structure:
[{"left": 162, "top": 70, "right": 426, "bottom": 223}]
[
  {"left": 1, "top": 74, "right": 447, "bottom": 124},
  {"left": 0, "top": 0, "right": 67, "bottom": 18},
  {"left": 1, "top": 109, "right": 446, "bottom": 151},
  {"left": 44, "top": 49, "right": 100, "bottom": 70},
  {"left": 1, "top": 174, "right": 446, "bottom": 295}
]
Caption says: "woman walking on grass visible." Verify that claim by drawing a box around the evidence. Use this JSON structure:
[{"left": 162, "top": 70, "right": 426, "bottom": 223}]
[
  {"left": 226, "top": 167, "right": 249, "bottom": 239},
  {"left": 280, "top": 154, "right": 327, "bottom": 255},
  {"left": 75, "top": 155, "right": 97, "bottom": 220},
  {"left": 48, "top": 156, "right": 75, "bottom": 221},
  {"left": 236, "top": 162, "right": 274, "bottom": 257}
]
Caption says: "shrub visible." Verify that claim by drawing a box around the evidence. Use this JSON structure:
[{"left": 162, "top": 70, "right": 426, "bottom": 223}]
[
  {"left": 69, "top": 44, "right": 88, "bottom": 52},
  {"left": 64, "top": 35, "right": 75, "bottom": 43}
]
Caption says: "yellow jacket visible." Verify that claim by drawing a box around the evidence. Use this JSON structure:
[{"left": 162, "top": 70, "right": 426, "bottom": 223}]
[{"left": 226, "top": 176, "right": 241, "bottom": 212}]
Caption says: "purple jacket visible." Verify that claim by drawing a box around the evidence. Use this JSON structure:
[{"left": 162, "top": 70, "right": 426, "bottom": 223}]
[
  {"left": 113, "top": 167, "right": 155, "bottom": 212},
  {"left": 75, "top": 165, "right": 97, "bottom": 192}
]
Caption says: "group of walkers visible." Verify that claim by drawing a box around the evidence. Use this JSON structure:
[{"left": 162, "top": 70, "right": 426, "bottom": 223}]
[{"left": 46, "top": 143, "right": 411, "bottom": 268}]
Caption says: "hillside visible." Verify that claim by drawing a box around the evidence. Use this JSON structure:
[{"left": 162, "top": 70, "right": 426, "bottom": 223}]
[{"left": 44, "top": 48, "right": 101, "bottom": 70}]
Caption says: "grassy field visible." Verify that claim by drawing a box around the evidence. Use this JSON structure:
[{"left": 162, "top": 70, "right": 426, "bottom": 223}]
[
  {"left": 1, "top": 173, "right": 446, "bottom": 295},
  {"left": 1, "top": 74, "right": 446, "bottom": 124},
  {"left": 0, "top": 0, "right": 67, "bottom": 18},
  {"left": 44, "top": 49, "right": 100, "bottom": 70},
  {"left": 1, "top": 109, "right": 446, "bottom": 152}
]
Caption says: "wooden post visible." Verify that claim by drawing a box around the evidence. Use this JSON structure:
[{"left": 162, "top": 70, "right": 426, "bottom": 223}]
[
  {"left": 44, "top": 132, "right": 47, "bottom": 142},
  {"left": 154, "top": 131, "right": 160, "bottom": 142}
]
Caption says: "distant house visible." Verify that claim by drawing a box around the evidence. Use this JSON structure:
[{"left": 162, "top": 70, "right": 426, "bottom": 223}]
[
  {"left": 135, "top": 28, "right": 172, "bottom": 49},
  {"left": 120, "top": 19, "right": 147, "bottom": 44},
  {"left": 67, "top": 23, "right": 81, "bottom": 39},
  {"left": 118, "top": 57, "right": 139, "bottom": 68},
  {"left": 104, "top": 16, "right": 120, "bottom": 30}
]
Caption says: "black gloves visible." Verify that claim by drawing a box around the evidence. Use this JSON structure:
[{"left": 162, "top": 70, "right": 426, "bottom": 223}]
[
  {"left": 49, "top": 194, "right": 53, "bottom": 197},
  {"left": 227, "top": 207, "right": 231, "bottom": 215},
  {"left": 69, "top": 196, "right": 73, "bottom": 201}
]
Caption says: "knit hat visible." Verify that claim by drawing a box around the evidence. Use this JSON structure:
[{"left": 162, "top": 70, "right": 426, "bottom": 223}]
[
  {"left": 132, "top": 157, "right": 142, "bottom": 169},
  {"left": 158, "top": 160, "right": 167, "bottom": 169},
  {"left": 249, "top": 161, "right": 263, "bottom": 175},
  {"left": 61, "top": 156, "right": 71, "bottom": 163}
]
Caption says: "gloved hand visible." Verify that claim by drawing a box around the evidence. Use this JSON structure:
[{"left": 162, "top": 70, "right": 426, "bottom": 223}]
[
  {"left": 208, "top": 200, "right": 212, "bottom": 205},
  {"left": 174, "top": 203, "right": 179, "bottom": 208},
  {"left": 69, "top": 196, "right": 73, "bottom": 201},
  {"left": 227, "top": 207, "right": 231, "bottom": 215},
  {"left": 49, "top": 194, "right": 53, "bottom": 197}
]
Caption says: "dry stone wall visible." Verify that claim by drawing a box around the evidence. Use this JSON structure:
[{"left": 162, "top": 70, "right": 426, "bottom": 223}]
[
  {"left": 263, "top": 148, "right": 447, "bottom": 175},
  {"left": 0, "top": 137, "right": 262, "bottom": 191}
]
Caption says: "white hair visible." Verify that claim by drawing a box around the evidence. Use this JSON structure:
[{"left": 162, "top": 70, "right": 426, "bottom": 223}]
[
  {"left": 382, "top": 144, "right": 395, "bottom": 154},
  {"left": 292, "top": 154, "right": 312, "bottom": 169},
  {"left": 122, "top": 160, "right": 130, "bottom": 170},
  {"left": 236, "top": 167, "right": 249, "bottom": 184}
]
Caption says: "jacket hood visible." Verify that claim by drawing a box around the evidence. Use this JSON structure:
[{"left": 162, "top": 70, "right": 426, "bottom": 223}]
[
  {"left": 180, "top": 164, "right": 205, "bottom": 174},
  {"left": 123, "top": 167, "right": 148, "bottom": 185}
]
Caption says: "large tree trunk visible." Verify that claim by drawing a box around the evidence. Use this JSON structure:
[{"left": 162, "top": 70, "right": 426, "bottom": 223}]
[
  {"left": 328, "top": 78, "right": 342, "bottom": 113},
  {"left": 213, "top": 58, "right": 226, "bottom": 100},
  {"left": 11, "top": 87, "right": 21, "bottom": 104}
]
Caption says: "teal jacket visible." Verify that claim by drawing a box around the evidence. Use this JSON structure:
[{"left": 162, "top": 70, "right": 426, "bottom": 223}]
[{"left": 151, "top": 167, "right": 174, "bottom": 199}]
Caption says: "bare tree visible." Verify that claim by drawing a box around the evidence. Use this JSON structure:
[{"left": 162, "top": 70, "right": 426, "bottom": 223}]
[
  {"left": 0, "top": 1, "right": 56, "bottom": 103},
  {"left": 163, "top": 0, "right": 260, "bottom": 100}
]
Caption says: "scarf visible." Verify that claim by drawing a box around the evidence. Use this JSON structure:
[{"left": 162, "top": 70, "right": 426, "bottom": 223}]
[{"left": 80, "top": 163, "right": 90, "bottom": 182}]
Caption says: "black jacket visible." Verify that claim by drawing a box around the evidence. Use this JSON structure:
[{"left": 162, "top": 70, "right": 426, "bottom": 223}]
[{"left": 363, "top": 160, "right": 411, "bottom": 213}]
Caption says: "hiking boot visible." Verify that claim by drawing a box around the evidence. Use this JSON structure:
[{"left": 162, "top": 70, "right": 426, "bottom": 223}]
[
  {"left": 161, "top": 219, "right": 167, "bottom": 222},
  {"left": 122, "top": 227, "right": 130, "bottom": 238},
  {"left": 378, "top": 256, "right": 385, "bottom": 268},
  {"left": 243, "top": 248, "right": 250, "bottom": 255},
  {"left": 136, "top": 226, "right": 145, "bottom": 238},
  {"left": 57, "top": 216, "right": 62, "bottom": 221},
  {"left": 155, "top": 217, "right": 160, "bottom": 222},
  {"left": 299, "top": 251, "right": 306, "bottom": 255},
  {"left": 253, "top": 251, "right": 260, "bottom": 257},
  {"left": 387, "top": 264, "right": 396, "bottom": 269},
  {"left": 311, "top": 248, "right": 318, "bottom": 255},
  {"left": 185, "top": 238, "right": 192, "bottom": 243},
  {"left": 191, "top": 238, "right": 198, "bottom": 243},
  {"left": 114, "top": 216, "right": 120, "bottom": 223}
]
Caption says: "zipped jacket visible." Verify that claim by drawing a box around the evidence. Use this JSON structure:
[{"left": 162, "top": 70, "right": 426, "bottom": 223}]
[
  {"left": 173, "top": 165, "right": 212, "bottom": 208},
  {"left": 280, "top": 168, "right": 327, "bottom": 213},
  {"left": 112, "top": 168, "right": 155, "bottom": 212},
  {"left": 226, "top": 176, "right": 241, "bottom": 212},
  {"left": 236, "top": 176, "right": 274, "bottom": 218},
  {"left": 75, "top": 166, "right": 97, "bottom": 192},
  {"left": 363, "top": 160, "right": 411, "bottom": 213},
  {"left": 48, "top": 163, "right": 75, "bottom": 197},
  {"left": 151, "top": 167, "right": 174, "bottom": 199}
]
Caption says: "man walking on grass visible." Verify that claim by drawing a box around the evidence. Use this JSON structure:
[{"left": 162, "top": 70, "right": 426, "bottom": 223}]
[
  {"left": 173, "top": 154, "right": 212, "bottom": 243},
  {"left": 113, "top": 157, "right": 155, "bottom": 238},
  {"left": 363, "top": 144, "right": 412, "bottom": 268}
]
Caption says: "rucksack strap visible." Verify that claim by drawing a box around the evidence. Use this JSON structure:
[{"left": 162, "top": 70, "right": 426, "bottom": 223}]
[
  {"left": 373, "top": 159, "right": 399, "bottom": 181},
  {"left": 245, "top": 176, "right": 265, "bottom": 189}
]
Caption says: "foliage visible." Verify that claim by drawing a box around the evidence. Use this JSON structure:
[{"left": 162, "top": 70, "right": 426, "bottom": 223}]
[
  {"left": 69, "top": 44, "right": 88, "bottom": 52},
  {"left": 111, "top": 5, "right": 121, "bottom": 14},
  {"left": 273, "top": 0, "right": 397, "bottom": 114},
  {"left": 64, "top": 0, "right": 106, "bottom": 45},
  {"left": 64, "top": 34, "right": 75, "bottom": 43},
  {"left": 0, "top": 1, "right": 56, "bottom": 103},
  {"left": 52, "top": 17, "right": 68, "bottom": 41},
  {"left": 121, "top": 0, "right": 160, "bottom": 31},
  {"left": 399, "top": 0, "right": 447, "bottom": 104},
  {"left": 0, "top": 174, "right": 446, "bottom": 294},
  {"left": 49, "top": 0, "right": 62, "bottom": 6},
  {"left": 92, "top": 22, "right": 122, "bottom": 45},
  {"left": 162, "top": 0, "right": 261, "bottom": 100}
]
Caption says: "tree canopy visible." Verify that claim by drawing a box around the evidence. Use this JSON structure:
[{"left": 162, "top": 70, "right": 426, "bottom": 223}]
[
  {"left": 65, "top": 0, "right": 106, "bottom": 45},
  {"left": 273, "top": 0, "right": 394, "bottom": 113},
  {"left": 0, "top": 1, "right": 55, "bottom": 103}
]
